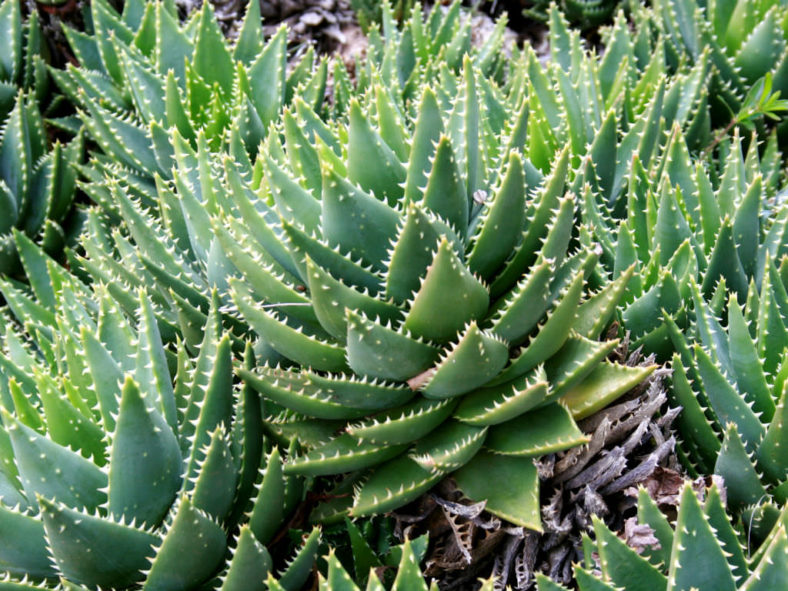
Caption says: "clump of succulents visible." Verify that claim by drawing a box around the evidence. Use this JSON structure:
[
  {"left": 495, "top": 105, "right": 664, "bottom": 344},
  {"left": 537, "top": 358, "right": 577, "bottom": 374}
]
[
  {"left": 0, "top": 0, "right": 82, "bottom": 276},
  {"left": 538, "top": 483, "right": 788, "bottom": 591},
  {"left": 568, "top": 34, "right": 788, "bottom": 538},
  {"left": 80, "top": 84, "right": 651, "bottom": 532},
  {"left": 52, "top": 0, "right": 508, "bottom": 186},
  {"left": 488, "top": 8, "right": 787, "bottom": 364},
  {"left": 65, "top": 1, "right": 709, "bottom": 348},
  {"left": 56, "top": 0, "right": 772, "bottom": 539},
  {"left": 529, "top": 0, "right": 786, "bottom": 364},
  {"left": 50, "top": 0, "right": 321, "bottom": 170},
  {"left": 554, "top": 5, "right": 788, "bottom": 551},
  {"left": 65, "top": 26, "right": 658, "bottom": 534},
  {"left": 47, "top": 0, "right": 702, "bottom": 534},
  {"left": 1, "top": 1, "right": 784, "bottom": 590},
  {"left": 44, "top": 0, "right": 505, "bottom": 355},
  {"left": 0, "top": 236, "right": 319, "bottom": 590}
]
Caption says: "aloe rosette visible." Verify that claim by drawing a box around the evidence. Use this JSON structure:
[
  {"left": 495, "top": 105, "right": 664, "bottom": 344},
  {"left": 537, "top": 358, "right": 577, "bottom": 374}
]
[
  {"left": 0, "top": 238, "right": 318, "bottom": 590},
  {"left": 538, "top": 483, "right": 788, "bottom": 591},
  {"left": 215, "top": 46, "right": 656, "bottom": 527}
]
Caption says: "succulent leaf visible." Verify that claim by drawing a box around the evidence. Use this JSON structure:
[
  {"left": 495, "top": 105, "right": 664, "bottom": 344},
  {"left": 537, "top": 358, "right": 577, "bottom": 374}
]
[
  {"left": 107, "top": 376, "right": 181, "bottom": 527},
  {"left": 453, "top": 451, "right": 541, "bottom": 529},
  {"left": 40, "top": 497, "right": 158, "bottom": 589}
]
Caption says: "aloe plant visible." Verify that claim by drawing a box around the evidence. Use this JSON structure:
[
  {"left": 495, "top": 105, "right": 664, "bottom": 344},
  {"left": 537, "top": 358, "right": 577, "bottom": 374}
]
[
  {"left": 238, "top": 57, "right": 654, "bottom": 527},
  {"left": 0, "top": 0, "right": 83, "bottom": 276},
  {"left": 537, "top": 483, "right": 788, "bottom": 591},
  {"left": 0, "top": 235, "right": 320, "bottom": 590},
  {"left": 665, "top": 268, "right": 788, "bottom": 531}
]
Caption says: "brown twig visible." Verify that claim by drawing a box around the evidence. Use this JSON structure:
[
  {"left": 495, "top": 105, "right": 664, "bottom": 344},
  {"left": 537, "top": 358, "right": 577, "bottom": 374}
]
[{"left": 701, "top": 117, "right": 739, "bottom": 159}]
